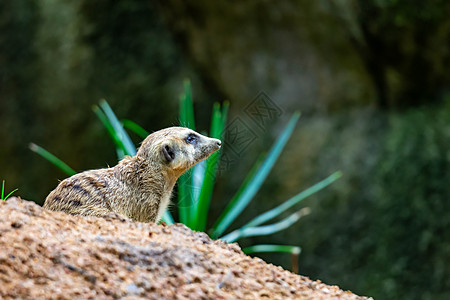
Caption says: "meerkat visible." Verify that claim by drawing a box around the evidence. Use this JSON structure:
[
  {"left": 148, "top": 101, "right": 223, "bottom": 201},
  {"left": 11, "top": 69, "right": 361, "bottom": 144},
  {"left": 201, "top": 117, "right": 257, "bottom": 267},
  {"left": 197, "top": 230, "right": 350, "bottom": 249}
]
[{"left": 43, "top": 127, "right": 221, "bottom": 223}]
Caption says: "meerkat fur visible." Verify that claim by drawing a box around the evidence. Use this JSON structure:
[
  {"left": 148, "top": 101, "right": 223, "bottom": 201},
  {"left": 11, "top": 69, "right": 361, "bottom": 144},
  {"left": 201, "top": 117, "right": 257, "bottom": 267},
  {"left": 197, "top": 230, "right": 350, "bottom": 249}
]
[{"left": 43, "top": 127, "right": 221, "bottom": 223}]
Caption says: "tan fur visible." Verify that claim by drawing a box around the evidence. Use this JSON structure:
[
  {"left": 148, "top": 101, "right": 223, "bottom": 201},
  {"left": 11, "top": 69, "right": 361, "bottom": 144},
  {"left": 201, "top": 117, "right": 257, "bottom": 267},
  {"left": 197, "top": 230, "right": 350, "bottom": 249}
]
[{"left": 43, "top": 127, "right": 221, "bottom": 223}]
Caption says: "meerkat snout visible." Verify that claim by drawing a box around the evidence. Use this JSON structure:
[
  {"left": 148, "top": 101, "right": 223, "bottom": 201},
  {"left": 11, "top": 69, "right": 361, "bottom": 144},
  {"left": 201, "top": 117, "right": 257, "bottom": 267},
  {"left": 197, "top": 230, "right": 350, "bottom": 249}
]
[{"left": 44, "top": 126, "right": 222, "bottom": 223}]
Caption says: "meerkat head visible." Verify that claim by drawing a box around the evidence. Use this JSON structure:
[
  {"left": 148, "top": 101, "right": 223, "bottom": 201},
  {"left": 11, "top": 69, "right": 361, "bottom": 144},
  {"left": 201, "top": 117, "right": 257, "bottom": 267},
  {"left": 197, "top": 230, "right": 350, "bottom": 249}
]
[{"left": 137, "top": 127, "right": 221, "bottom": 175}]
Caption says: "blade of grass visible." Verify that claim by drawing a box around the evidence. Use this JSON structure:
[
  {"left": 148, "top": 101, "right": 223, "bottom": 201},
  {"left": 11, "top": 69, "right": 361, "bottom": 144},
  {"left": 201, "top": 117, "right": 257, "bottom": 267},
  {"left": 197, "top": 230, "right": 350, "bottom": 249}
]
[
  {"left": 243, "top": 171, "right": 342, "bottom": 228},
  {"left": 29, "top": 143, "right": 76, "bottom": 176},
  {"left": 211, "top": 112, "right": 301, "bottom": 237},
  {"left": 192, "top": 102, "right": 229, "bottom": 231},
  {"left": 1, "top": 180, "right": 4, "bottom": 199},
  {"left": 121, "top": 119, "right": 149, "bottom": 139},
  {"left": 4, "top": 188, "right": 18, "bottom": 200},
  {"left": 220, "top": 208, "right": 310, "bottom": 243}
]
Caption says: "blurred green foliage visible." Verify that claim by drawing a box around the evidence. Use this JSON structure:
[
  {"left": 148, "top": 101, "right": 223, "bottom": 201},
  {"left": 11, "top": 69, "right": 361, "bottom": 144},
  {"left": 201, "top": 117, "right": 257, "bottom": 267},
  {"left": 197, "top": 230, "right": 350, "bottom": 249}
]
[
  {"left": 369, "top": 102, "right": 450, "bottom": 298},
  {"left": 290, "top": 101, "right": 450, "bottom": 299},
  {"left": 0, "top": 0, "right": 191, "bottom": 202}
]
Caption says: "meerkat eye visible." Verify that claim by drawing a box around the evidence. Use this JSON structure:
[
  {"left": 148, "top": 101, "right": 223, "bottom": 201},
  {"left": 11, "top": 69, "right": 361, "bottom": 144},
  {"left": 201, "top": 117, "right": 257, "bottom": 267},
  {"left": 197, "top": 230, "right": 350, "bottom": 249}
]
[
  {"left": 162, "top": 145, "right": 175, "bottom": 162},
  {"left": 185, "top": 133, "right": 199, "bottom": 145}
]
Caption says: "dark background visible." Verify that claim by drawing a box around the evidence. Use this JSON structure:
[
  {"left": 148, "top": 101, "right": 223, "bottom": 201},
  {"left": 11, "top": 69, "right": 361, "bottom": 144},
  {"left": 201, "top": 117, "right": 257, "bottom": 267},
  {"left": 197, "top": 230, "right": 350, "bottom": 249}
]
[{"left": 1, "top": 1, "right": 449, "bottom": 299}]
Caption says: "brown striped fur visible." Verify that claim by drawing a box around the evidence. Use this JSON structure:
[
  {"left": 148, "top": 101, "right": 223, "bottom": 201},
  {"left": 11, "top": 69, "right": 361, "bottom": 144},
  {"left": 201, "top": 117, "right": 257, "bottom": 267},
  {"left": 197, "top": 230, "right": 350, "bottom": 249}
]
[{"left": 44, "top": 127, "right": 221, "bottom": 222}]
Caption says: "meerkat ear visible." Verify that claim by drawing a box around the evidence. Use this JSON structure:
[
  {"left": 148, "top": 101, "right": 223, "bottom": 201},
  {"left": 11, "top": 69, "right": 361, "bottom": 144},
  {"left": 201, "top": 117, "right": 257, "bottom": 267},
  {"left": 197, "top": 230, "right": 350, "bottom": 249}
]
[{"left": 162, "top": 144, "right": 175, "bottom": 162}]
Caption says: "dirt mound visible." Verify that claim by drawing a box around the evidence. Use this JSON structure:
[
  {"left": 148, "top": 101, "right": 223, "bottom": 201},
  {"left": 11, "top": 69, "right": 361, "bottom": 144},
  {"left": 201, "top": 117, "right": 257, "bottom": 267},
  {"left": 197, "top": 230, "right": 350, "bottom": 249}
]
[{"left": 0, "top": 198, "right": 371, "bottom": 299}]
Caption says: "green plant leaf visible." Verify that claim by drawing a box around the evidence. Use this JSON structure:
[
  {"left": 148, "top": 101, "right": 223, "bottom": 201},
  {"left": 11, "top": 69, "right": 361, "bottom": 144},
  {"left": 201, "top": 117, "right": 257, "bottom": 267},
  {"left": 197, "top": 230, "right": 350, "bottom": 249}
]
[
  {"left": 244, "top": 171, "right": 342, "bottom": 228},
  {"left": 98, "top": 100, "right": 136, "bottom": 156},
  {"left": 192, "top": 151, "right": 218, "bottom": 230},
  {"left": 179, "top": 79, "right": 196, "bottom": 130},
  {"left": 29, "top": 143, "right": 77, "bottom": 176},
  {"left": 211, "top": 112, "right": 301, "bottom": 237},
  {"left": 242, "top": 244, "right": 301, "bottom": 255},
  {"left": 178, "top": 169, "right": 194, "bottom": 226},
  {"left": 93, "top": 105, "right": 127, "bottom": 159},
  {"left": 192, "top": 160, "right": 207, "bottom": 200},
  {"left": 242, "top": 244, "right": 301, "bottom": 273},
  {"left": 192, "top": 102, "right": 229, "bottom": 231},
  {"left": 115, "top": 147, "right": 125, "bottom": 161},
  {"left": 161, "top": 210, "right": 174, "bottom": 225},
  {"left": 177, "top": 81, "right": 197, "bottom": 227},
  {"left": 209, "top": 153, "right": 266, "bottom": 238},
  {"left": 178, "top": 160, "right": 208, "bottom": 228},
  {"left": 220, "top": 101, "right": 229, "bottom": 132},
  {"left": 121, "top": 119, "right": 149, "bottom": 139},
  {"left": 220, "top": 208, "right": 310, "bottom": 243}
]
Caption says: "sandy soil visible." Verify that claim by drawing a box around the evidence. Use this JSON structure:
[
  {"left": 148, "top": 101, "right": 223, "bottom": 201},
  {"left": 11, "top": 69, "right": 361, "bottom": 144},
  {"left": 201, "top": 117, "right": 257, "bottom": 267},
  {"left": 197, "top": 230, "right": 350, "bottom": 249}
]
[{"left": 0, "top": 198, "right": 371, "bottom": 299}]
